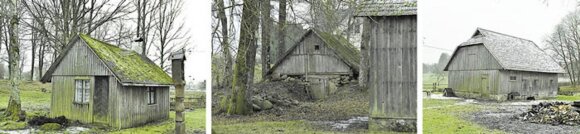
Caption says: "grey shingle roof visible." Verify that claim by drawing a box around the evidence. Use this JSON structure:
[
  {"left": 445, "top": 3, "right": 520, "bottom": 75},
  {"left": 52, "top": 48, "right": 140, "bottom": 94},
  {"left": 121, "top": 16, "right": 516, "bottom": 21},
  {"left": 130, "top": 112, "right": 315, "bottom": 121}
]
[
  {"left": 448, "top": 28, "right": 565, "bottom": 73},
  {"left": 354, "top": 0, "right": 417, "bottom": 17}
]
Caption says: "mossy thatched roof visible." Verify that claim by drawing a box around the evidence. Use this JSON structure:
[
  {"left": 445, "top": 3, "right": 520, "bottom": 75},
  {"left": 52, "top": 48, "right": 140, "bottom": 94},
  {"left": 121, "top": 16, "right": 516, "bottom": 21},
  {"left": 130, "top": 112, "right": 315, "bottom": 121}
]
[
  {"left": 79, "top": 34, "right": 173, "bottom": 85},
  {"left": 41, "top": 34, "right": 173, "bottom": 86},
  {"left": 354, "top": 0, "right": 417, "bottom": 17},
  {"left": 268, "top": 29, "right": 361, "bottom": 75}
]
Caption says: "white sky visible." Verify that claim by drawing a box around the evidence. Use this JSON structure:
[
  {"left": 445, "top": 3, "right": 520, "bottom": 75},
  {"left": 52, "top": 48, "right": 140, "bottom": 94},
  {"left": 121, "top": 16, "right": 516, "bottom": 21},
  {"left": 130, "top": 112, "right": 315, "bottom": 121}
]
[
  {"left": 420, "top": 0, "right": 577, "bottom": 64},
  {"left": 182, "top": 0, "right": 211, "bottom": 83}
]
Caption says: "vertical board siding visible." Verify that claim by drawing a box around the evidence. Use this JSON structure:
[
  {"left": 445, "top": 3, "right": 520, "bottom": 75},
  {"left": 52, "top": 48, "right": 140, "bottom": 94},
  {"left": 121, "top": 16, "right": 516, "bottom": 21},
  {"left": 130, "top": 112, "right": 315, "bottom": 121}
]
[
  {"left": 116, "top": 85, "right": 170, "bottom": 128},
  {"left": 499, "top": 71, "right": 558, "bottom": 98},
  {"left": 368, "top": 16, "right": 417, "bottom": 119},
  {"left": 447, "top": 45, "right": 502, "bottom": 71},
  {"left": 53, "top": 41, "right": 113, "bottom": 76},
  {"left": 50, "top": 76, "right": 94, "bottom": 123},
  {"left": 448, "top": 70, "right": 500, "bottom": 99},
  {"left": 273, "top": 33, "right": 352, "bottom": 76}
]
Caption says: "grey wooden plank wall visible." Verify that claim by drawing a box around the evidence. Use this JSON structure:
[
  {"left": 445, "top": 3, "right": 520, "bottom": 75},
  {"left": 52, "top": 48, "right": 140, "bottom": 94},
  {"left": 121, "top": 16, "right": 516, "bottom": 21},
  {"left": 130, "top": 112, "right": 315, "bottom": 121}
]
[{"left": 368, "top": 15, "right": 417, "bottom": 119}]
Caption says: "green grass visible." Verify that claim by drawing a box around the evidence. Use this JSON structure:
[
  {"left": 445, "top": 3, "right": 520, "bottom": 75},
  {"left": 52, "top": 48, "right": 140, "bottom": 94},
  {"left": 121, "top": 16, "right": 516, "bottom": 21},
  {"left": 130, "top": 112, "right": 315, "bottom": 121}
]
[
  {"left": 0, "top": 80, "right": 52, "bottom": 109},
  {"left": 423, "top": 99, "right": 503, "bottom": 134},
  {"left": 559, "top": 86, "right": 580, "bottom": 93},
  {"left": 423, "top": 73, "right": 448, "bottom": 91},
  {"left": 556, "top": 95, "right": 580, "bottom": 101},
  {"left": 213, "top": 120, "right": 330, "bottom": 134}
]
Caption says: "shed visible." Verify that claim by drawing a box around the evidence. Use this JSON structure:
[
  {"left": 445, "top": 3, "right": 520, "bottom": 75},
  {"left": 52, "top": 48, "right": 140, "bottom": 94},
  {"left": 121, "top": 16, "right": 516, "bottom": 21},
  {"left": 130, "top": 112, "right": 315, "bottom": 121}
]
[
  {"left": 268, "top": 29, "right": 360, "bottom": 78},
  {"left": 355, "top": 0, "right": 417, "bottom": 131},
  {"left": 267, "top": 29, "right": 360, "bottom": 99},
  {"left": 444, "top": 28, "right": 565, "bottom": 101},
  {"left": 41, "top": 34, "right": 173, "bottom": 128}
]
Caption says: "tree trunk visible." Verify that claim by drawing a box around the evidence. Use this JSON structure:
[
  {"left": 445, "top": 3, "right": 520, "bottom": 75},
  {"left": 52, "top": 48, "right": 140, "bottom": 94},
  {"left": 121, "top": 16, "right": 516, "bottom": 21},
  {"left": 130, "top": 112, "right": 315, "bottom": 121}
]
[
  {"left": 215, "top": 0, "right": 234, "bottom": 113},
  {"left": 260, "top": 0, "right": 271, "bottom": 79},
  {"left": 227, "top": 0, "right": 259, "bottom": 115},
  {"left": 359, "top": 19, "right": 370, "bottom": 90},
  {"left": 30, "top": 26, "right": 36, "bottom": 81},
  {"left": 277, "top": 0, "right": 286, "bottom": 60},
  {"left": 5, "top": 0, "right": 23, "bottom": 121}
]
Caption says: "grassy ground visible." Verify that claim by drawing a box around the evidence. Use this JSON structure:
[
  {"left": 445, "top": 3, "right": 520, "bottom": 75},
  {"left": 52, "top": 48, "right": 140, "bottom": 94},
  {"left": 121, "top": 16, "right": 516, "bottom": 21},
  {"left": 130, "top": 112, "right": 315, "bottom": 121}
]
[
  {"left": 0, "top": 80, "right": 205, "bottom": 133},
  {"left": 212, "top": 85, "right": 373, "bottom": 134},
  {"left": 423, "top": 73, "right": 448, "bottom": 91},
  {"left": 423, "top": 99, "right": 503, "bottom": 134}
]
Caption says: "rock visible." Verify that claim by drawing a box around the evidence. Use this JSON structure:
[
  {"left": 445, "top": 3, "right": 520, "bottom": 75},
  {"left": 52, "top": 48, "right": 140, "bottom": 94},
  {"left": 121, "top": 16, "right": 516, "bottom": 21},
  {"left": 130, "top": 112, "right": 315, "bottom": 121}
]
[
  {"left": 252, "top": 104, "right": 262, "bottom": 110},
  {"left": 261, "top": 100, "right": 273, "bottom": 110},
  {"left": 40, "top": 123, "right": 61, "bottom": 131}
]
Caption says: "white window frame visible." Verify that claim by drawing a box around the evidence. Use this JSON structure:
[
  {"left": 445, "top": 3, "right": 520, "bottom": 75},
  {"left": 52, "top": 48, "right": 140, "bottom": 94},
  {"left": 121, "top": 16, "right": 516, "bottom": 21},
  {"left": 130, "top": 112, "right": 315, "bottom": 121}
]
[{"left": 74, "top": 79, "right": 90, "bottom": 104}]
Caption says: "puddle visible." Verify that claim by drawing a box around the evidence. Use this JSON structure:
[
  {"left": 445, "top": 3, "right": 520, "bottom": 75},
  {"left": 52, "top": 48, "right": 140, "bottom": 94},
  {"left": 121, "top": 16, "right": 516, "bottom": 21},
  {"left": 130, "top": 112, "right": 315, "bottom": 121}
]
[
  {"left": 314, "top": 116, "right": 368, "bottom": 131},
  {"left": 0, "top": 126, "right": 90, "bottom": 134},
  {"left": 427, "top": 94, "right": 461, "bottom": 100}
]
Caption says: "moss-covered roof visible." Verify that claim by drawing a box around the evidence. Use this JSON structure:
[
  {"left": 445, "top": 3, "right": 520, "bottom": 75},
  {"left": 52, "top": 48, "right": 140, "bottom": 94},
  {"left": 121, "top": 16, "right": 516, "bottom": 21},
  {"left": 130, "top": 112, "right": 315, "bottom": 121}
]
[
  {"left": 315, "top": 30, "right": 361, "bottom": 70},
  {"left": 79, "top": 34, "right": 173, "bottom": 85}
]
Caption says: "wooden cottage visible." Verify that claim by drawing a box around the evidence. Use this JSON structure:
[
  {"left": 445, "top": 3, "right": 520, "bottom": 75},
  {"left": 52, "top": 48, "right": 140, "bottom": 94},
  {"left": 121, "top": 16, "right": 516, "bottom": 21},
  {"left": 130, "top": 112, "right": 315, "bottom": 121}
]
[
  {"left": 267, "top": 29, "right": 360, "bottom": 99},
  {"left": 355, "top": 0, "right": 417, "bottom": 131},
  {"left": 40, "top": 34, "right": 173, "bottom": 128},
  {"left": 444, "top": 28, "right": 565, "bottom": 101}
]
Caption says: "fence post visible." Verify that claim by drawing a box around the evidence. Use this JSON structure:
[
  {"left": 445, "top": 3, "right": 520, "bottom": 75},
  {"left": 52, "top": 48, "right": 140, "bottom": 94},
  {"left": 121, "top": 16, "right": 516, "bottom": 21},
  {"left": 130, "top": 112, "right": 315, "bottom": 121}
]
[{"left": 171, "top": 50, "right": 186, "bottom": 134}]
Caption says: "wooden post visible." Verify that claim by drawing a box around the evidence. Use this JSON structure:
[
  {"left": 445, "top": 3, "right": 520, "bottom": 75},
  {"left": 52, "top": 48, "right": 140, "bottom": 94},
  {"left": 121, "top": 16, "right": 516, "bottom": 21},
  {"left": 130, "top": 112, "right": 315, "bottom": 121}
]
[{"left": 171, "top": 50, "right": 186, "bottom": 134}]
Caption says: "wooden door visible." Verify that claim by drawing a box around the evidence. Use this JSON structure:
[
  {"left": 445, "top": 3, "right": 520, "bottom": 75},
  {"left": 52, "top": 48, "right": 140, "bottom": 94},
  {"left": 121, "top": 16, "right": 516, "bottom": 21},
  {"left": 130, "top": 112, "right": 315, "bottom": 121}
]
[
  {"left": 481, "top": 74, "right": 489, "bottom": 97},
  {"left": 93, "top": 76, "right": 109, "bottom": 123}
]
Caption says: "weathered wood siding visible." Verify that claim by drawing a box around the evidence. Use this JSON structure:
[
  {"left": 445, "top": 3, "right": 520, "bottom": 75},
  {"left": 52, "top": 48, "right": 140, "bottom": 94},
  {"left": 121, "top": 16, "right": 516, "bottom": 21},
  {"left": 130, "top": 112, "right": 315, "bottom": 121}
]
[
  {"left": 447, "top": 45, "right": 502, "bottom": 71},
  {"left": 53, "top": 41, "right": 113, "bottom": 76},
  {"left": 273, "top": 33, "right": 352, "bottom": 76},
  {"left": 116, "top": 85, "right": 170, "bottom": 128},
  {"left": 367, "top": 16, "right": 416, "bottom": 120},
  {"left": 448, "top": 70, "right": 500, "bottom": 99},
  {"left": 498, "top": 71, "right": 558, "bottom": 99}
]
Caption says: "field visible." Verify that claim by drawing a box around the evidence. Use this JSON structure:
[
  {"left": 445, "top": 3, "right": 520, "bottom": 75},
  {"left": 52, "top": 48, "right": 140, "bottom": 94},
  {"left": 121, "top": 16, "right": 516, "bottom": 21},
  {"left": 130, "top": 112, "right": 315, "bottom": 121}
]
[
  {"left": 0, "top": 80, "right": 205, "bottom": 133},
  {"left": 422, "top": 73, "right": 448, "bottom": 91}
]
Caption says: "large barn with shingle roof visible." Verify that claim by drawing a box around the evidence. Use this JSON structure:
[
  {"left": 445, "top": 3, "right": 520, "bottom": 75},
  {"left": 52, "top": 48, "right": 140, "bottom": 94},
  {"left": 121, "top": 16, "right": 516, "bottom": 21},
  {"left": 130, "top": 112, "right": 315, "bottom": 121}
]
[{"left": 444, "top": 28, "right": 565, "bottom": 101}]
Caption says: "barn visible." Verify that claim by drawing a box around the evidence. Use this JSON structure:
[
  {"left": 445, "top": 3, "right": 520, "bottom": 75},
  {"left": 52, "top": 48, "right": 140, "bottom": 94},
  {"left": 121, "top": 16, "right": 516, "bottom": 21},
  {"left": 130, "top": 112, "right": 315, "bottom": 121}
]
[
  {"left": 444, "top": 28, "right": 566, "bottom": 101},
  {"left": 40, "top": 34, "right": 173, "bottom": 128},
  {"left": 267, "top": 29, "right": 360, "bottom": 99},
  {"left": 355, "top": 0, "right": 417, "bottom": 131}
]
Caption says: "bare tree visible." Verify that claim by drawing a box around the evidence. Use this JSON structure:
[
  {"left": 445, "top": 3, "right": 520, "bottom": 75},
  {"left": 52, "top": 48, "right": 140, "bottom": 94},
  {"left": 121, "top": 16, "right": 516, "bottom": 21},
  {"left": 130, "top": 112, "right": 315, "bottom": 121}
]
[
  {"left": 153, "top": 0, "right": 188, "bottom": 71},
  {"left": 227, "top": 0, "right": 259, "bottom": 115},
  {"left": 4, "top": 0, "right": 23, "bottom": 121}
]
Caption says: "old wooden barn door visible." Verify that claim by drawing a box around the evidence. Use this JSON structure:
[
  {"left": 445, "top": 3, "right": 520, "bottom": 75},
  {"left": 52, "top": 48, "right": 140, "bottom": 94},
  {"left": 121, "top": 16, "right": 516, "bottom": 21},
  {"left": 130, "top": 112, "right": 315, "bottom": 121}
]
[
  {"left": 93, "top": 76, "right": 109, "bottom": 123},
  {"left": 481, "top": 74, "right": 489, "bottom": 97}
]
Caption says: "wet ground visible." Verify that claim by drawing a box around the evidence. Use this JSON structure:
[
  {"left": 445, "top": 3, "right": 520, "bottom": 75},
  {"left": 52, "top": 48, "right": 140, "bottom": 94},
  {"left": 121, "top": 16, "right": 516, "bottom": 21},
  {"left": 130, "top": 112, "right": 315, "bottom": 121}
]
[
  {"left": 0, "top": 126, "right": 89, "bottom": 134},
  {"left": 429, "top": 94, "right": 580, "bottom": 134},
  {"left": 311, "top": 116, "right": 369, "bottom": 131}
]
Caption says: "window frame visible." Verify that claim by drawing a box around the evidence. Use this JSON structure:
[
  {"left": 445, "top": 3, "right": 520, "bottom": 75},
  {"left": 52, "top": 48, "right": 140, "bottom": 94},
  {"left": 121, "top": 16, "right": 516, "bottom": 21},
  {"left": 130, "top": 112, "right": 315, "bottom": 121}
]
[
  {"left": 147, "top": 87, "right": 156, "bottom": 105},
  {"left": 74, "top": 78, "right": 91, "bottom": 105},
  {"left": 509, "top": 76, "right": 517, "bottom": 81},
  {"left": 314, "top": 45, "right": 320, "bottom": 50}
]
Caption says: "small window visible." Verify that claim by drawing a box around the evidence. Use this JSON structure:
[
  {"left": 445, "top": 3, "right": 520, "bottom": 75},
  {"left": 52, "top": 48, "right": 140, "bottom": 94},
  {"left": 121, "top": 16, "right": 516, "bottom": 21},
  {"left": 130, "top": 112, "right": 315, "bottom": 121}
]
[
  {"left": 314, "top": 45, "right": 320, "bottom": 50},
  {"left": 74, "top": 79, "right": 90, "bottom": 104},
  {"left": 147, "top": 88, "right": 156, "bottom": 105},
  {"left": 354, "top": 25, "right": 361, "bottom": 34},
  {"left": 509, "top": 76, "right": 516, "bottom": 81}
]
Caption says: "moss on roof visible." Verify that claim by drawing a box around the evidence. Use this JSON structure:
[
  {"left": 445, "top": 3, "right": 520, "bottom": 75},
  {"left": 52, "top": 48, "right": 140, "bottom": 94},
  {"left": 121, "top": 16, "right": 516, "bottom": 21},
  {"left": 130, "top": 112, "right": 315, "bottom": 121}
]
[
  {"left": 315, "top": 30, "right": 361, "bottom": 70},
  {"left": 79, "top": 34, "right": 173, "bottom": 85}
]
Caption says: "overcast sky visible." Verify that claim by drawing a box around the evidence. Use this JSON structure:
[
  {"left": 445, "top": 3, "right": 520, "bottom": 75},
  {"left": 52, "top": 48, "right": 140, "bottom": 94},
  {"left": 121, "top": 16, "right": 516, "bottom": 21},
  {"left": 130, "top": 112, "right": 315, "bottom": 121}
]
[
  {"left": 420, "top": 0, "right": 578, "bottom": 64},
  {"left": 182, "top": 0, "right": 211, "bottom": 83}
]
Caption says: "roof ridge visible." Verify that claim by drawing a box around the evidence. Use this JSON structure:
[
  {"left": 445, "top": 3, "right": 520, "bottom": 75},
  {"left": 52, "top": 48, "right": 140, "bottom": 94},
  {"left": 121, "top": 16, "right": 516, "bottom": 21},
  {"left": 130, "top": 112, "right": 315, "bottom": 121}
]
[{"left": 476, "top": 27, "right": 534, "bottom": 43}]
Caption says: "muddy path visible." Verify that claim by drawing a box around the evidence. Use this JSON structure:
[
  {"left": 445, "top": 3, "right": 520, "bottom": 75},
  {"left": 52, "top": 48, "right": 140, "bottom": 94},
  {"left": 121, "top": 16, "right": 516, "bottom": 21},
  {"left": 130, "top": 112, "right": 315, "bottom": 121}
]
[{"left": 429, "top": 95, "right": 580, "bottom": 134}]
